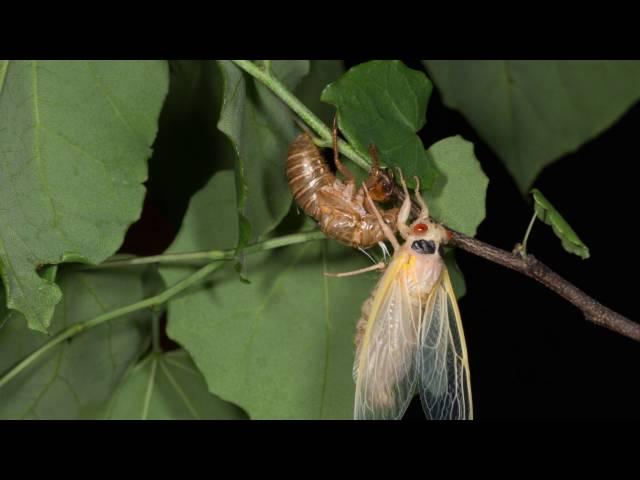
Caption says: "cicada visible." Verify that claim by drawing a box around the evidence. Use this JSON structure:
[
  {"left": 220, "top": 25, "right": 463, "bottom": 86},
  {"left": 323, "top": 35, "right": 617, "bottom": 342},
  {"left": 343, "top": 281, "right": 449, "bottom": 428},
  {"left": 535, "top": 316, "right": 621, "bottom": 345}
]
[
  {"left": 286, "top": 119, "right": 399, "bottom": 249},
  {"left": 349, "top": 172, "right": 473, "bottom": 420}
]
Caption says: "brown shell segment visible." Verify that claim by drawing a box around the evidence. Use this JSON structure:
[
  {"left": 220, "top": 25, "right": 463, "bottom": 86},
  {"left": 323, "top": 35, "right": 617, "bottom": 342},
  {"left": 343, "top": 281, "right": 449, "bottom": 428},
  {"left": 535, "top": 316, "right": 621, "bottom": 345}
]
[
  {"left": 286, "top": 133, "right": 334, "bottom": 219},
  {"left": 286, "top": 132, "right": 399, "bottom": 249}
]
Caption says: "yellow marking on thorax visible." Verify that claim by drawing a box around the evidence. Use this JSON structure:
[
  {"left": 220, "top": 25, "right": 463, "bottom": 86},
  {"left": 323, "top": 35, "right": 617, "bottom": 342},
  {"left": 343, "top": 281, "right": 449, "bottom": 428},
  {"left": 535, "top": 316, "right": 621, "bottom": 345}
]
[
  {"left": 402, "top": 254, "right": 417, "bottom": 283},
  {"left": 404, "top": 254, "right": 416, "bottom": 270}
]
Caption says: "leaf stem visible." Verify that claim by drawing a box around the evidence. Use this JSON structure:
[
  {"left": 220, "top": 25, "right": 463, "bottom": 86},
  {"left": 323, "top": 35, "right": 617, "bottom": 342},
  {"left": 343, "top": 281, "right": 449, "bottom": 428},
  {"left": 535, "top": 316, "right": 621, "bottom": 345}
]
[
  {"left": 151, "top": 310, "right": 161, "bottom": 353},
  {"left": 0, "top": 230, "right": 326, "bottom": 389},
  {"left": 231, "top": 60, "right": 371, "bottom": 171},
  {"left": 142, "top": 356, "right": 158, "bottom": 420},
  {"left": 259, "top": 60, "right": 272, "bottom": 73},
  {"left": 0, "top": 262, "right": 223, "bottom": 390},
  {"left": 92, "top": 230, "right": 326, "bottom": 269},
  {"left": 521, "top": 211, "right": 537, "bottom": 254}
]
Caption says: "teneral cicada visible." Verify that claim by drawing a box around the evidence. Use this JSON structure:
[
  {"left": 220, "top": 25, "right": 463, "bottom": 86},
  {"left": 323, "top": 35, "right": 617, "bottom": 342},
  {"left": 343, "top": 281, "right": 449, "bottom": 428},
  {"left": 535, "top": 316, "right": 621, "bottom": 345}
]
[{"left": 350, "top": 172, "right": 473, "bottom": 420}]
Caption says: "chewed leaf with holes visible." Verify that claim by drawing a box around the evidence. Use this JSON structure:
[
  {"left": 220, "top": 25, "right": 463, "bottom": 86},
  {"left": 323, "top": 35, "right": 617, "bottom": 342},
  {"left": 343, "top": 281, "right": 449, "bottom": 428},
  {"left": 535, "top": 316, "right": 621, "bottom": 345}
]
[
  {"left": 531, "top": 188, "right": 590, "bottom": 259},
  {"left": 160, "top": 172, "right": 378, "bottom": 419},
  {"left": 0, "top": 268, "right": 149, "bottom": 419},
  {"left": 103, "top": 350, "right": 247, "bottom": 420},
  {"left": 0, "top": 60, "right": 168, "bottom": 332},
  {"left": 321, "top": 60, "right": 438, "bottom": 189}
]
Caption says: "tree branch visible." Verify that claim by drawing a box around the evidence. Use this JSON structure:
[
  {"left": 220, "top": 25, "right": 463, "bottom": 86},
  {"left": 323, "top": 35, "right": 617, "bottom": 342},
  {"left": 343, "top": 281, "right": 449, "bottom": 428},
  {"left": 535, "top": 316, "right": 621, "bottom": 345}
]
[
  {"left": 449, "top": 228, "right": 640, "bottom": 342},
  {"left": 398, "top": 188, "right": 639, "bottom": 342}
]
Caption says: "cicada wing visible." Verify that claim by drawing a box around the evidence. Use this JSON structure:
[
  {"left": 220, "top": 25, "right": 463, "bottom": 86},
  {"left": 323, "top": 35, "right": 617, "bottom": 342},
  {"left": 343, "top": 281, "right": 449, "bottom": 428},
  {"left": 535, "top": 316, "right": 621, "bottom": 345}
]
[
  {"left": 354, "top": 258, "right": 421, "bottom": 420},
  {"left": 418, "top": 269, "right": 473, "bottom": 420}
]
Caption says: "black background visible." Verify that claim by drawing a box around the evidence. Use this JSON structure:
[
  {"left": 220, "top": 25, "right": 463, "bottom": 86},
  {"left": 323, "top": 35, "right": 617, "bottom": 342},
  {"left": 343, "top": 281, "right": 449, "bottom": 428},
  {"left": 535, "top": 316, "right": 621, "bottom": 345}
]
[{"left": 122, "top": 60, "right": 640, "bottom": 420}]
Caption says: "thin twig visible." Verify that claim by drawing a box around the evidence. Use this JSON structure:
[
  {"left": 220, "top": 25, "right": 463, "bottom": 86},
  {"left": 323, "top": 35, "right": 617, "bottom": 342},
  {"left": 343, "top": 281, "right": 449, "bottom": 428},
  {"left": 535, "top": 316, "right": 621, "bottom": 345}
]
[
  {"left": 449, "top": 228, "right": 640, "bottom": 342},
  {"left": 90, "top": 231, "right": 326, "bottom": 269},
  {"left": 395, "top": 185, "right": 639, "bottom": 342}
]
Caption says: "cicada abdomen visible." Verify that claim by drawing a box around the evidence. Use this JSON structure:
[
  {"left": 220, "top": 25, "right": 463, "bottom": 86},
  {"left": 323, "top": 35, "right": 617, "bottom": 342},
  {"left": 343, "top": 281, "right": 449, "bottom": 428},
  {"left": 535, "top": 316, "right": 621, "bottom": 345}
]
[
  {"left": 286, "top": 131, "right": 399, "bottom": 249},
  {"left": 286, "top": 132, "right": 335, "bottom": 220}
]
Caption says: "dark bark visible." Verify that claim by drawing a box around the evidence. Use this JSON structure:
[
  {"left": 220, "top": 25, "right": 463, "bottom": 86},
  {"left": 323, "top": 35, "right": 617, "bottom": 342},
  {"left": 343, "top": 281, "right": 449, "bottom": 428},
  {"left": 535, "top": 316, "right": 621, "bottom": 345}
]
[{"left": 399, "top": 190, "right": 640, "bottom": 343}]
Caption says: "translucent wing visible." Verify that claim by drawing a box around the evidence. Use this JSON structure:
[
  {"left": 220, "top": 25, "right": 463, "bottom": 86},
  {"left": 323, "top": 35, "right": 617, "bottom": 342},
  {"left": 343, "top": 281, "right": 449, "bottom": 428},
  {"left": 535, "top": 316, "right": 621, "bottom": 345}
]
[
  {"left": 418, "top": 268, "right": 473, "bottom": 420},
  {"left": 354, "top": 254, "right": 421, "bottom": 420}
]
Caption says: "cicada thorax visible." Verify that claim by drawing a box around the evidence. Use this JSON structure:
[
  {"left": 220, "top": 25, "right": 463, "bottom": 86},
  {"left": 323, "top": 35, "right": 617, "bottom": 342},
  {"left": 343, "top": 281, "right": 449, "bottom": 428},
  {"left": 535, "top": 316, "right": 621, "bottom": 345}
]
[
  {"left": 286, "top": 132, "right": 399, "bottom": 248},
  {"left": 403, "top": 221, "right": 449, "bottom": 300}
]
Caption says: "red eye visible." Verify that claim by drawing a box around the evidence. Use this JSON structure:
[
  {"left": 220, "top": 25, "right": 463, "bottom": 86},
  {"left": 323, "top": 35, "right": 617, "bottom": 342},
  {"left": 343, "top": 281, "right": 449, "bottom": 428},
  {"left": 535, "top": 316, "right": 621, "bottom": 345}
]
[{"left": 413, "top": 223, "right": 428, "bottom": 234}]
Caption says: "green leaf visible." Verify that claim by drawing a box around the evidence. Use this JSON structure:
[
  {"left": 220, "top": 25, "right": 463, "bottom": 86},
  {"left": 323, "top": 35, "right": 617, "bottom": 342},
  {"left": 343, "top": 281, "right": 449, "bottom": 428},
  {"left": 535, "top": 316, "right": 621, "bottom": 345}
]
[
  {"left": 166, "top": 245, "right": 375, "bottom": 420},
  {"left": 530, "top": 188, "right": 590, "bottom": 259},
  {"left": 160, "top": 172, "right": 377, "bottom": 419},
  {"left": 216, "top": 60, "right": 310, "bottom": 242},
  {"left": 0, "top": 60, "right": 169, "bottom": 332},
  {"left": 424, "top": 136, "right": 489, "bottom": 237},
  {"left": 103, "top": 350, "right": 246, "bottom": 420},
  {"left": 321, "top": 60, "right": 438, "bottom": 188},
  {"left": 161, "top": 171, "right": 238, "bottom": 278},
  {"left": 0, "top": 267, "right": 150, "bottom": 419},
  {"left": 424, "top": 60, "right": 640, "bottom": 192},
  {"left": 295, "top": 60, "right": 345, "bottom": 125},
  {"left": 0, "top": 280, "right": 7, "bottom": 328}
]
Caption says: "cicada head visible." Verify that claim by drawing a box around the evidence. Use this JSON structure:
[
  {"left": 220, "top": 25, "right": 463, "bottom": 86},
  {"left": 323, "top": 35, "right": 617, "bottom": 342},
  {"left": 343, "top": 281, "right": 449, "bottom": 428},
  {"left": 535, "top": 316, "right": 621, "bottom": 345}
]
[
  {"left": 408, "top": 221, "right": 448, "bottom": 258},
  {"left": 365, "top": 144, "right": 396, "bottom": 203},
  {"left": 399, "top": 174, "right": 450, "bottom": 255},
  {"left": 364, "top": 166, "right": 395, "bottom": 203}
]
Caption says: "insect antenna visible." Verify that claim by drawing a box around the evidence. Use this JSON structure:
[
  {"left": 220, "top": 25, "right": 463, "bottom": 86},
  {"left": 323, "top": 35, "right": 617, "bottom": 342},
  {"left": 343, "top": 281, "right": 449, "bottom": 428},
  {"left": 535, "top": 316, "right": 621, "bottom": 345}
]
[{"left": 331, "top": 115, "right": 355, "bottom": 183}]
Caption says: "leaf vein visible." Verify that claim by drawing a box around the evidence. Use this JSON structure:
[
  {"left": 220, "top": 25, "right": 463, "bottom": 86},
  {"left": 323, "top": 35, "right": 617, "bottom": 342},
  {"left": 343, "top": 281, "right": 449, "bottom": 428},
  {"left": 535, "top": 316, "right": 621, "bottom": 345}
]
[
  {"left": 159, "top": 359, "right": 201, "bottom": 419},
  {"left": 141, "top": 356, "right": 158, "bottom": 420},
  {"left": 84, "top": 61, "right": 139, "bottom": 138},
  {"left": 32, "top": 61, "right": 60, "bottom": 227}
]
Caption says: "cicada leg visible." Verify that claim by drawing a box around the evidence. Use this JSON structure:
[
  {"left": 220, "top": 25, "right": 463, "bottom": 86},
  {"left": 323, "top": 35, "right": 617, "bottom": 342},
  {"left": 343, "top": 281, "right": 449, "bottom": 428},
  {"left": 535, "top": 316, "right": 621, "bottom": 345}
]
[
  {"left": 395, "top": 169, "right": 413, "bottom": 240},
  {"left": 413, "top": 175, "right": 430, "bottom": 220},
  {"left": 357, "top": 246, "right": 377, "bottom": 264},
  {"left": 363, "top": 185, "right": 400, "bottom": 252},
  {"left": 324, "top": 262, "right": 386, "bottom": 278},
  {"left": 368, "top": 144, "right": 381, "bottom": 170},
  {"left": 332, "top": 115, "right": 355, "bottom": 184}
]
